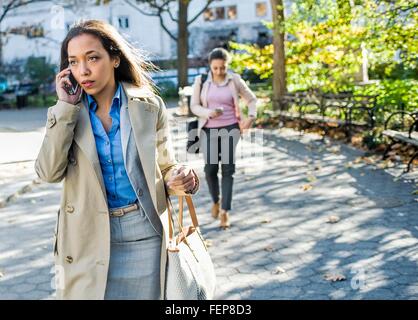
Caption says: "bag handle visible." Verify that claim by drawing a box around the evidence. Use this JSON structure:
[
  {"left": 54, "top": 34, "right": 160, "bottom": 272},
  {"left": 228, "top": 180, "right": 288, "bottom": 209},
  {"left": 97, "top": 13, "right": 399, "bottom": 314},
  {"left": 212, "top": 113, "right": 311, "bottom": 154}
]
[
  {"left": 166, "top": 195, "right": 200, "bottom": 245},
  {"left": 178, "top": 196, "right": 199, "bottom": 229}
]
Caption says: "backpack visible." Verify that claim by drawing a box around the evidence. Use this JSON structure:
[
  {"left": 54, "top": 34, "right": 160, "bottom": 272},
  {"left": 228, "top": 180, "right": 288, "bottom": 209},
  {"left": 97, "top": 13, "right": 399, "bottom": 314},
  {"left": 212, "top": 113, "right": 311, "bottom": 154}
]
[{"left": 186, "top": 73, "right": 208, "bottom": 154}]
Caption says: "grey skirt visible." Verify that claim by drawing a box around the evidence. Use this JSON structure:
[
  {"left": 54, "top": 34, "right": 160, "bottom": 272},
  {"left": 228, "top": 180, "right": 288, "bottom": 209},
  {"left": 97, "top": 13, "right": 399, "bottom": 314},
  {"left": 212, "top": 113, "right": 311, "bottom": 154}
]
[{"left": 104, "top": 206, "right": 162, "bottom": 300}]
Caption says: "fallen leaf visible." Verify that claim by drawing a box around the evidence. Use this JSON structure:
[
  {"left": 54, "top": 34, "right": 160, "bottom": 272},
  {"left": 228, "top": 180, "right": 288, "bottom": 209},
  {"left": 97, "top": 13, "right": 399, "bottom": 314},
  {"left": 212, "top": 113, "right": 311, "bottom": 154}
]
[
  {"left": 273, "top": 266, "right": 286, "bottom": 274},
  {"left": 328, "top": 146, "right": 341, "bottom": 154},
  {"left": 301, "top": 184, "right": 313, "bottom": 191},
  {"left": 306, "top": 174, "right": 317, "bottom": 183},
  {"left": 378, "top": 160, "right": 395, "bottom": 169},
  {"left": 327, "top": 215, "right": 341, "bottom": 224},
  {"left": 324, "top": 273, "right": 346, "bottom": 282},
  {"left": 261, "top": 218, "right": 271, "bottom": 224},
  {"left": 344, "top": 162, "right": 353, "bottom": 169},
  {"left": 354, "top": 157, "right": 363, "bottom": 164},
  {"left": 305, "top": 157, "right": 313, "bottom": 164},
  {"left": 264, "top": 245, "right": 276, "bottom": 252},
  {"left": 363, "top": 157, "right": 377, "bottom": 165},
  {"left": 412, "top": 190, "right": 418, "bottom": 195}
]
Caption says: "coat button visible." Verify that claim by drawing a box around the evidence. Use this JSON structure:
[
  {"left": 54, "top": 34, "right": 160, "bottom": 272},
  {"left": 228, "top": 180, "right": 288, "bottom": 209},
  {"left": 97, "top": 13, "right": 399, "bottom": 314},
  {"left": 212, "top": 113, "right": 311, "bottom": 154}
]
[
  {"left": 47, "top": 115, "right": 56, "bottom": 128},
  {"left": 69, "top": 157, "right": 77, "bottom": 165},
  {"left": 65, "top": 256, "right": 73, "bottom": 264},
  {"left": 137, "top": 188, "right": 143, "bottom": 196},
  {"left": 65, "top": 205, "right": 74, "bottom": 214}
]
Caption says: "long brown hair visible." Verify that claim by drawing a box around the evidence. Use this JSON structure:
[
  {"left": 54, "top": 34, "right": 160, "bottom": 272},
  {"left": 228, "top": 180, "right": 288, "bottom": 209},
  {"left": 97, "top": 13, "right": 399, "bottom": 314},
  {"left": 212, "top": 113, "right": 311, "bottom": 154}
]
[{"left": 59, "top": 19, "right": 156, "bottom": 92}]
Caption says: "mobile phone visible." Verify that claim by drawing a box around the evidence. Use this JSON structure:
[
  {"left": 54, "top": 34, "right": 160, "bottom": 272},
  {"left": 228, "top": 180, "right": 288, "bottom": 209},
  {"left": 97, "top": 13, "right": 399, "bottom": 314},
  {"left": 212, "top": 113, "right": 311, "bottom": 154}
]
[
  {"left": 64, "top": 71, "right": 79, "bottom": 95},
  {"left": 215, "top": 107, "right": 224, "bottom": 113}
]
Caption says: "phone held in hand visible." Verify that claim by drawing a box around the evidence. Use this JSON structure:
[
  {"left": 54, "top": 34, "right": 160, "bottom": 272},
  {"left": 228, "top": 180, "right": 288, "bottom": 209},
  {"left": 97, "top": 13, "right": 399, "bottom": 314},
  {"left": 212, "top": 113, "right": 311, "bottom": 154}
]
[
  {"left": 215, "top": 107, "right": 224, "bottom": 114},
  {"left": 64, "top": 71, "right": 79, "bottom": 95}
]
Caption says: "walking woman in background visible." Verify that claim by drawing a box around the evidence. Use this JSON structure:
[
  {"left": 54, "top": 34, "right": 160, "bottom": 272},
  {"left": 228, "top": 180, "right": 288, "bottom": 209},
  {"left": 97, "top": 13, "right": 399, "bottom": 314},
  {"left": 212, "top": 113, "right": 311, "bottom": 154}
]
[
  {"left": 190, "top": 48, "right": 257, "bottom": 229},
  {"left": 35, "top": 19, "right": 199, "bottom": 300}
]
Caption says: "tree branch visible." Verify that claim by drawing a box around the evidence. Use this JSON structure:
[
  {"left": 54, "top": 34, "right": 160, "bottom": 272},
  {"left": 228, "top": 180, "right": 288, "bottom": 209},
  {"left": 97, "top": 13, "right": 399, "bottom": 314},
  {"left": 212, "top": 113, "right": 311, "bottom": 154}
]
[
  {"left": 188, "top": 0, "right": 216, "bottom": 26},
  {"left": 166, "top": 6, "right": 178, "bottom": 23},
  {"left": 381, "top": 3, "right": 418, "bottom": 15},
  {"left": 158, "top": 10, "right": 177, "bottom": 41},
  {"left": 123, "top": 0, "right": 159, "bottom": 16},
  {"left": 0, "top": 0, "right": 18, "bottom": 24},
  {"left": 125, "top": 0, "right": 177, "bottom": 41},
  {"left": 1, "top": 0, "right": 52, "bottom": 24}
]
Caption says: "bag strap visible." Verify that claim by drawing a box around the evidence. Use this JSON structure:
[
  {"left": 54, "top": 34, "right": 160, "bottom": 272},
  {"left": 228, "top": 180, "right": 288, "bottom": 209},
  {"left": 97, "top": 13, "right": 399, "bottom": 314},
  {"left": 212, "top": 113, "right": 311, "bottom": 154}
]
[
  {"left": 199, "top": 73, "right": 208, "bottom": 105},
  {"left": 178, "top": 196, "right": 199, "bottom": 229},
  {"left": 166, "top": 195, "right": 200, "bottom": 244}
]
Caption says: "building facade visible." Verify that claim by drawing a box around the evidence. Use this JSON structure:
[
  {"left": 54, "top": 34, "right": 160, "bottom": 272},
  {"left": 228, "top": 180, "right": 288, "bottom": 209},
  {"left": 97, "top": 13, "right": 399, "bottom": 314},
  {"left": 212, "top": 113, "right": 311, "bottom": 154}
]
[{"left": 1, "top": 0, "right": 272, "bottom": 63}]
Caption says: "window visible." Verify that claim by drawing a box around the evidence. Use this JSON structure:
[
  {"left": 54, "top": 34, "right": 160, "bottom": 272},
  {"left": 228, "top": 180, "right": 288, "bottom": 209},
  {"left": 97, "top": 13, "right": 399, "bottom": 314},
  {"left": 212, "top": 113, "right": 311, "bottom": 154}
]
[
  {"left": 256, "top": 2, "right": 267, "bottom": 17},
  {"left": 118, "top": 16, "right": 129, "bottom": 29},
  {"left": 215, "top": 7, "right": 225, "bottom": 20},
  {"left": 227, "top": 6, "right": 237, "bottom": 20},
  {"left": 204, "top": 6, "right": 236, "bottom": 22},
  {"left": 203, "top": 8, "right": 215, "bottom": 21}
]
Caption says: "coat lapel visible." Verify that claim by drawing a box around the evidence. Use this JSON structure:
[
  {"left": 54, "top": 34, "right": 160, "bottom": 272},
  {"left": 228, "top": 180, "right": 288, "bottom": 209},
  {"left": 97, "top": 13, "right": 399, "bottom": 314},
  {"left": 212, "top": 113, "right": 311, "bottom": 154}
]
[
  {"left": 122, "top": 81, "right": 159, "bottom": 210},
  {"left": 73, "top": 101, "right": 107, "bottom": 201},
  {"left": 120, "top": 89, "right": 131, "bottom": 165}
]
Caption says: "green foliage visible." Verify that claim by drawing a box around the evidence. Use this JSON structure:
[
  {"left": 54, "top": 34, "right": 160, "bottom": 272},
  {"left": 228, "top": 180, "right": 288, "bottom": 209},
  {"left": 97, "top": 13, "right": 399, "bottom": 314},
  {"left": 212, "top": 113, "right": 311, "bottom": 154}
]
[
  {"left": 353, "top": 79, "right": 418, "bottom": 111},
  {"left": 230, "top": 42, "right": 274, "bottom": 80},
  {"left": 156, "top": 80, "right": 178, "bottom": 99},
  {"left": 230, "top": 0, "right": 418, "bottom": 108},
  {"left": 28, "top": 94, "right": 57, "bottom": 108},
  {"left": 24, "top": 56, "right": 55, "bottom": 87}
]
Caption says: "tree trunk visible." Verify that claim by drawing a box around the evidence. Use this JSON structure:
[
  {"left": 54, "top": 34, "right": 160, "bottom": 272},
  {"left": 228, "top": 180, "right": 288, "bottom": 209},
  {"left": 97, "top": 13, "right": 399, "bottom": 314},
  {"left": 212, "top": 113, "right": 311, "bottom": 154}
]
[
  {"left": 0, "top": 33, "right": 3, "bottom": 69},
  {"left": 177, "top": 0, "right": 189, "bottom": 89},
  {"left": 270, "top": 0, "right": 286, "bottom": 110}
]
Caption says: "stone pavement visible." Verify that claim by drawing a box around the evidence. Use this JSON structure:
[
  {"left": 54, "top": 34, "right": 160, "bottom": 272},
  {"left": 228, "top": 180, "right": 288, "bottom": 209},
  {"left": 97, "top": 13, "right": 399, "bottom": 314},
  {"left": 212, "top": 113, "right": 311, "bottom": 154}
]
[{"left": 0, "top": 109, "right": 417, "bottom": 300}]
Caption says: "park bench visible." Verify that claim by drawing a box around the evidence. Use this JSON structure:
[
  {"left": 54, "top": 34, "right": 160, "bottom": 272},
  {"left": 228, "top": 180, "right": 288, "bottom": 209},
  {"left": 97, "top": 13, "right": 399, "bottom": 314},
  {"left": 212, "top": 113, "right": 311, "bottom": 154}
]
[
  {"left": 267, "top": 91, "right": 377, "bottom": 139},
  {"left": 382, "top": 109, "right": 418, "bottom": 172}
]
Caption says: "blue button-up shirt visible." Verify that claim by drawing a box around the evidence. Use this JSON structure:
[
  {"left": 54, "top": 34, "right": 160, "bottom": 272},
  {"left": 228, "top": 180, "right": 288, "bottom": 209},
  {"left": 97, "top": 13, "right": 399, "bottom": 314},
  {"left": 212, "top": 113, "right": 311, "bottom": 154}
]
[{"left": 87, "top": 82, "right": 137, "bottom": 209}]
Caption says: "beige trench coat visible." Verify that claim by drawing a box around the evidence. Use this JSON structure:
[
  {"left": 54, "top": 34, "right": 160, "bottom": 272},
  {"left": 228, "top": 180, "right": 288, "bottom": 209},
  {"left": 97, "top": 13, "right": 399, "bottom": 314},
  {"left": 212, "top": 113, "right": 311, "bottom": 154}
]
[{"left": 35, "top": 81, "right": 198, "bottom": 299}]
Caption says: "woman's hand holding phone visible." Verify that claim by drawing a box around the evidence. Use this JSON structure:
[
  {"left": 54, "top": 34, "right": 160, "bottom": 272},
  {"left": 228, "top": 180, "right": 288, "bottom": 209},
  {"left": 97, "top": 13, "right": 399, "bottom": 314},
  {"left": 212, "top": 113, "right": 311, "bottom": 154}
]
[
  {"left": 56, "top": 67, "right": 82, "bottom": 105},
  {"left": 209, "top": 107, "right": 223, "bottom": 119}
]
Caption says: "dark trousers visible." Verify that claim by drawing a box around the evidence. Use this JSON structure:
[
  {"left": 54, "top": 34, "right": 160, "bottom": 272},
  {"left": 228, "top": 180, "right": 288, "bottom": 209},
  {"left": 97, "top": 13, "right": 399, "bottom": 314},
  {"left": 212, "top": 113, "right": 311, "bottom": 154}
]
[{"left": 201, "top": 123, "right": 240, "bottom": 211}]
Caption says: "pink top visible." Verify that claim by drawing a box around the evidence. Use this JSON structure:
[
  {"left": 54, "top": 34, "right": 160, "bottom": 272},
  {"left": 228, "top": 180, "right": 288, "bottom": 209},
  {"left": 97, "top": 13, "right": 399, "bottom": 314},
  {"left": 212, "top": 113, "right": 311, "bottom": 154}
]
[{"left": 204, "top": 82, "right": 238, "bottom": 128}]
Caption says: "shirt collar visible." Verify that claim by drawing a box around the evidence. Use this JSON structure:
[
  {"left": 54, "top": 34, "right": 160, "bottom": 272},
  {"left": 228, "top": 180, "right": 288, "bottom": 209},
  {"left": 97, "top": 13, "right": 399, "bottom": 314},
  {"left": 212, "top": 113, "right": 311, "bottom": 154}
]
[
  {"left": 87, "top": 82, "right": 122, "bottom": 112},
  {"left": 207, "top": 71, "right": 233, "bottom": 86}
]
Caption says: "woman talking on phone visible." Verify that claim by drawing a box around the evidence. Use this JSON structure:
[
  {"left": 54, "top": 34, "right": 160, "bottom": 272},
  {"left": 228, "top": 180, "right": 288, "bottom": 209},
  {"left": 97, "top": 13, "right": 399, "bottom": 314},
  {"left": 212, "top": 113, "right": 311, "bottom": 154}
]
[
  {"left": 35, "top": 20, "right": 199, "bottom": 300},
  {"left": 190, "top": 48, "right": 257, "bottom": 229}
]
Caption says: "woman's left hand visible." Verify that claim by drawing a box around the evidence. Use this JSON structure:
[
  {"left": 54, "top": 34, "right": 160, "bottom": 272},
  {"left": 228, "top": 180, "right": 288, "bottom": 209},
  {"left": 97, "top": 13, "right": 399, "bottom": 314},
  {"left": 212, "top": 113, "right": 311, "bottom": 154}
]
[
  {"left": 166, "top": 166, "right": 198, "bottom": 194},
  {"left": 239, "top": 116, "right": 255, "bottom": 131}
]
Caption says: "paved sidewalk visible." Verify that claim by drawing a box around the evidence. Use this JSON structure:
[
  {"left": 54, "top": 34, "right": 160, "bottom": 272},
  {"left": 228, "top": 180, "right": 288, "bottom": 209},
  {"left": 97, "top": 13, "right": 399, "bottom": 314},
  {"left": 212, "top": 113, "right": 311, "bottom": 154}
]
[{"left": 0, "top": 115, "right": 417, "bottom": 299}]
